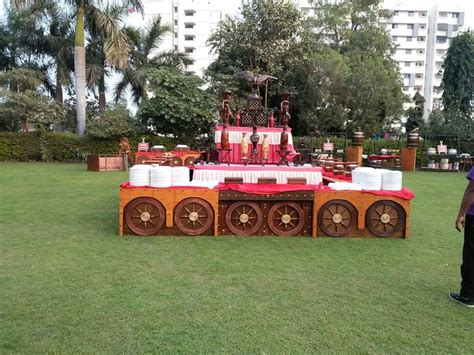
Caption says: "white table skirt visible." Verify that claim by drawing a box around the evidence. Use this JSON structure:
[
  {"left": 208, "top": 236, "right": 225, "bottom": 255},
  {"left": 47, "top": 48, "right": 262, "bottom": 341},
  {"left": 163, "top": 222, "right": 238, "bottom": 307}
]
[{"left": 193, "top": 166, "right": 322, "bottom": 184}]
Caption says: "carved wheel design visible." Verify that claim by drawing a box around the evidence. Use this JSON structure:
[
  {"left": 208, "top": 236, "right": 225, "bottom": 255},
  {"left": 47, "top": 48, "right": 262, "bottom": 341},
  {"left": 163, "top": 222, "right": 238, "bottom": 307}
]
[
  {"left": 124, "top": 197, "right": 166, "bottom": 236},
  {"left": 172, "top": 156, "right": 183, "bottom": 166},
  {"left": 135, "top": 155, "right": 150, "bottom": 164},
  {"left": 267, "top": 202, "right": 305, "bottom": 236},
  {"left": 318, "top": 200, "right": 357, "bottom": 237},
  {"left": 366, "top": 200, "right": 405, "bottom": 237},
  {"left": 184, "top": 156, "right": 196, "bottom": 166},
  {"left": 174, "top": 198, "right": 214, "bottom": 235},
  {"left": 225, "top": 201, "right": 263, "bottom": 236}
]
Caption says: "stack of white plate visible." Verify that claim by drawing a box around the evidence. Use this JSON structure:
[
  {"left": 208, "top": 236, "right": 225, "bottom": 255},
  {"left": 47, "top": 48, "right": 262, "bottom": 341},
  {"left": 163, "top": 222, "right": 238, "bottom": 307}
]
[
  {"left": 129, "top": 164, "right": 151, "bottom": 186},
  {"left": 352, "top": 167, "right": 374, "bottom": 185},
  {"left": 171, "top": 167, "right": 190, "bottom": 186},
  {"left": 150, "top": 166, "right": 172, "bottom": 188},
  {"left": 353, "top": 167, "right": 382, "bottom": 190},
  {"left": 381, "top": 170, "right": 402, "bottom": 191}
]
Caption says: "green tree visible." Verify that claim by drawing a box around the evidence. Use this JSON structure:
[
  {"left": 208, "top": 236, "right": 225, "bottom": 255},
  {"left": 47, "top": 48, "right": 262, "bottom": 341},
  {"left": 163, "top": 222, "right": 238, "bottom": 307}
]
[
  {"left": 405, "top": 92, "right": 425, "bottom": 133},
  {"left": 137, "top": 68, "right": 217, "bottom": 143},
  {"left": 0, "top": 68, "right": 65, "bottom": 131},
  {"left": 114, "top": 16, "right": 191, "bottom": 106},
  {"left": 87, "top": 104, "right": 140, "bottom": 138},
  {"left": 11, "top": 0, "right": 144, "bottom": 135},
  {"left": 441, "top": 30, "right": 474, "bottom": 116},
  {"left": 206, "top": 0, "right": 306, "bottom": 99}
]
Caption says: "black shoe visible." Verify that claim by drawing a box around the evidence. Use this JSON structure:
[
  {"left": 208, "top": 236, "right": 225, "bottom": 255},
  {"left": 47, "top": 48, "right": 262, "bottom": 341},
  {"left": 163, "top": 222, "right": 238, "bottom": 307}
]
[{"left": 449, "top": 292, "right": 474, "bottom": 308}]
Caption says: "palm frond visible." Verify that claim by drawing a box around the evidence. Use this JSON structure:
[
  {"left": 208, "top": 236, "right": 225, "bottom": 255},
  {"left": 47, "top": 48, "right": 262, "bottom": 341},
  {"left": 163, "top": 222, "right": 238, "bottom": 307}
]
[
  {"left": 86, "top": 63, "right": 103, "bottom": 88},
  {"left": 144, "top": 16, "right": 172, "bottom": 56}
]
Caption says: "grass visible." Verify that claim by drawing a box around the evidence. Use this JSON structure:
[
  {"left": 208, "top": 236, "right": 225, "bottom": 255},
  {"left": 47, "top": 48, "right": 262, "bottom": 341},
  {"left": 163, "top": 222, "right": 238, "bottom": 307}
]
[{"left": 0, "top": 162, "right": 473, "bottom": 353}]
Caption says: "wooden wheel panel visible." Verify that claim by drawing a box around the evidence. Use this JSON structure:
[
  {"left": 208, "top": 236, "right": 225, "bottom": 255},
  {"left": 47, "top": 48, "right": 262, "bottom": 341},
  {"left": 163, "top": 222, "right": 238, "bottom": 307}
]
[
  {"left": 135, "top": 155, "right": 150, "bottom": 164},
  {"left": 267, "top": 202, "right": 305, "bottom": 236},
  {"left": 124, "top": 197, "right": 166, "bottom": 236},
  {"left": 174, "top": 198, "right": 214, "bottom": 235},
  {"left": 184, "top": 156, "right": 196, "bottom": 166},
  {"left": 172, "top": 156, "right": 183, "bottom": 166},
  {"left": 225, "top": 201, "right": 263, "bottom": 236},
  {"left": 318, "top": 200, "right": 357, "bottom": 237},
  {"left": 366, "top": 200, "right": 405, "bottom": 237}
]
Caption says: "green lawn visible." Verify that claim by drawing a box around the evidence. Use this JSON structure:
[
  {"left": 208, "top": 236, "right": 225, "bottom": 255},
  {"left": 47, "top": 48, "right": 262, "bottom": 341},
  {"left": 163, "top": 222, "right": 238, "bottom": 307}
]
[{"left": 0, "top": 163, "right": 472, "bottom": 353}]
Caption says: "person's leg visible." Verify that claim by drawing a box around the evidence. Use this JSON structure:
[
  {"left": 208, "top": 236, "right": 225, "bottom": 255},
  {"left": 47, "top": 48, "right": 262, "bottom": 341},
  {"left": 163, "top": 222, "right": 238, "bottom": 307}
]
[{"left": 460, "top": 214, "right": 474, "bottom": 298}]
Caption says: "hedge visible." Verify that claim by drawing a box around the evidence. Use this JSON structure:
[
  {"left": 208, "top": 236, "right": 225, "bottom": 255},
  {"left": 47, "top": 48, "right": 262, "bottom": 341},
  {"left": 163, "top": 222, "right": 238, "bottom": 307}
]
[{"left": 0, "top": 132, "right": 176, "bottom": 162}]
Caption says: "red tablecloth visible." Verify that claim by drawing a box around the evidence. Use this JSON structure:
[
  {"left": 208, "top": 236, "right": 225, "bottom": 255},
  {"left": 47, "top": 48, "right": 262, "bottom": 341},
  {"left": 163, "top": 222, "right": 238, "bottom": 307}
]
[{"left": 120, "top": 182, "right": 415, "bottom": 200}]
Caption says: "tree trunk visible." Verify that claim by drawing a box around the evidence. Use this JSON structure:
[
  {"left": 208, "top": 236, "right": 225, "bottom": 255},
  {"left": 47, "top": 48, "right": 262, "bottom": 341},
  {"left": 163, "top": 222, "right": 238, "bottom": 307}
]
[
  {"left": 55, "top": 69, "right": 63, "bottom": 104},
  {"left": 75, "top": 4, "right": 86, "bottom": 135},
  {"left": 99, "top": 72, "right": 106, "bottom": 112}
]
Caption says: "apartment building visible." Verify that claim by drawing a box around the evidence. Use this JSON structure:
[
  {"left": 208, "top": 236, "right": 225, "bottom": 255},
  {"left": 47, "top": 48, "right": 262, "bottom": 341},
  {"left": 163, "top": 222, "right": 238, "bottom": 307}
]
[{"left": 130, "top": 0, "right": 241, "bottom": 77}]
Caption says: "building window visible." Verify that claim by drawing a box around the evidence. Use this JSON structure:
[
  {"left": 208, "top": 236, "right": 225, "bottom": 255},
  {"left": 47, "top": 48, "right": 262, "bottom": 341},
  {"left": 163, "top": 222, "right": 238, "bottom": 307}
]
[
  {"left": 408, "top": 11, "right": 414, "bottom": 17},
  {"left": 436, "top": 49, "right": 445, "bottom": 54},
  {"left": 174, "top": 45, "right": 178, "bottom": 50},
  {"left": 184, "top": 47, "right": 194, "bottom": 53},
  {"left": 436, "top": 36, "right": 447, "bottom": 43},
  {"left": 174, "top": 32, "right": 177, "bottom": 38},
  {"left": 407, "top": 24, "right": 414, "bottom": 30},
  {"left": 417, "top": 49, "right": 424, "bottom": 55},
  {"left": 414, "top": 85, "right": 422, "bottom": 91},
  {"left": 439, "top": 12, "right": 447, "bottom": 17},
  {"left": 403, "top": 74, "right": 410, "bottom": 79},
  {"left": 405, "top": 49, "right": 412, "bottom": 54},
  {"left": 392, "top": 36, "right": 398, "bottom": 41},
  {"left": 452, "top": 12, "right": 459, "bottom": 18},
  {"left": 184, "top": 35, "right": 194, "bottom": 41},
  {"left": 174, "top": 6, "right": 177, "bottom": 12},
  {"left": 393, "top": 10, "right": 399, "bottom": 16},
  {"left": 437, "top": 24, "right": 448, "bottom": 31},
  {"left": 184, "top": 23, "right": 194, "bottom": 29},
  {"left": 420, "top": 24, "right": 426, "bottom": 29},
  {"left": 403, "top": 86, "right": 409, "bottom": 91},
  {"left": 415, "top": 62, "right": 423, "bottom": 67},
  {"left": 174, "top": 20, "right": 178, "bottom": 26},
  {"left": 416, "top": 73, "right": 423, "bottom": 79},
  {"left": 392, "top": 24, "right": 398, "bottom": 29},
  {"left": 420, "top": 12, "right": 427, "bottom": 17},
  {"left": 406, "top": 36, "right": 413, "bottom": 42},
  {"left": 184, "top": 10, "right": 195, "bottom": 16},
  {"left": 405, "top": 62, "right": 411, "bottom": 67},
  {"left": 417, "top": 36, "right": 425, "bottom": 42}
]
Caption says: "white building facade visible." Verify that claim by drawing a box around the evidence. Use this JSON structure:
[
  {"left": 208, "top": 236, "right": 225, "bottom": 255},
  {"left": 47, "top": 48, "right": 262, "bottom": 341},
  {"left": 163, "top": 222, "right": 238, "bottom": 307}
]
[
  {"left": 383, "top": 0, "right": 466, "bottom": 121},
  {"left": 132, "top": 0, "right": 242, "bottom": 77}
]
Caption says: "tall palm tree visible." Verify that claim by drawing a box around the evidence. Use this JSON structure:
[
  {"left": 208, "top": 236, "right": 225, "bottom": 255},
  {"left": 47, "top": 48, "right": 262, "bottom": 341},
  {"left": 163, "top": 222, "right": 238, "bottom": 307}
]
[
  {"left": 113, "top": 16, "right": 191, "bottom": 105},
  {"left": 86, "top": 3, "right": 130, "bottom": 111},
  {"left": 12, "top": 0, "right": 144, "bottom": 135}
]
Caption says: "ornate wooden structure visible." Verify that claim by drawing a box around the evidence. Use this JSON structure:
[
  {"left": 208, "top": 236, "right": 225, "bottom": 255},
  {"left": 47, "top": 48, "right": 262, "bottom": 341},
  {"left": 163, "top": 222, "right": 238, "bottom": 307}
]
[{"left": 119, "top": 185, "right": 412, "bottom": 239}]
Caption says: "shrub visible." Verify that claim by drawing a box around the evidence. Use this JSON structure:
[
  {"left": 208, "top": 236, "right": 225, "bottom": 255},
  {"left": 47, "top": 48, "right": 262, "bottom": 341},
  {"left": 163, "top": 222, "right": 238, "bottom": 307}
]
[{"left": 0, "top": 132, "right": 177, "bottom": 162}]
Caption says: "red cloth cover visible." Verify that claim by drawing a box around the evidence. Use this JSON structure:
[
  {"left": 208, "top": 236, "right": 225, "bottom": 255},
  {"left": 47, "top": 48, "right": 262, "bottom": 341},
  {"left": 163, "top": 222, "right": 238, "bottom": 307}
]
[{"left": 120, "top": 182, "right": 415, "bottom": 200}]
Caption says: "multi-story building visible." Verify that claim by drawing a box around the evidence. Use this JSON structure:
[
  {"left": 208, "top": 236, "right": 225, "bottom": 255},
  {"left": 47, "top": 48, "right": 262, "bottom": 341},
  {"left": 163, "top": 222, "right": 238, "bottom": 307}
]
[
  {"left": 383, "top": 0, "right": 466, "bottom": 121},
  {"left": 129, "top": 0, "right": 241, "bottom": 77}
]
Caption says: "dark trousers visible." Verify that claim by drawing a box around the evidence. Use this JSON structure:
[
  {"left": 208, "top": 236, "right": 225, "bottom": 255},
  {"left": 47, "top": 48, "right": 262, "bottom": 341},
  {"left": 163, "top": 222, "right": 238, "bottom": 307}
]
[{"left": 461, "top": 214, "right": 474, "bottom": 298}]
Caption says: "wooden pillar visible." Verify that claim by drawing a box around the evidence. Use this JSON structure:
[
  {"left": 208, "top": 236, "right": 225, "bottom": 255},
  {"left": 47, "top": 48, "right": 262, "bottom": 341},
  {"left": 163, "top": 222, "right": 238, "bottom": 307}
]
[
  {"left": 346, "top": 146, "right": 363, "bottom": 166},
  {"left": 401, "top": 147, "right": 417, "bottom": 171}
]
